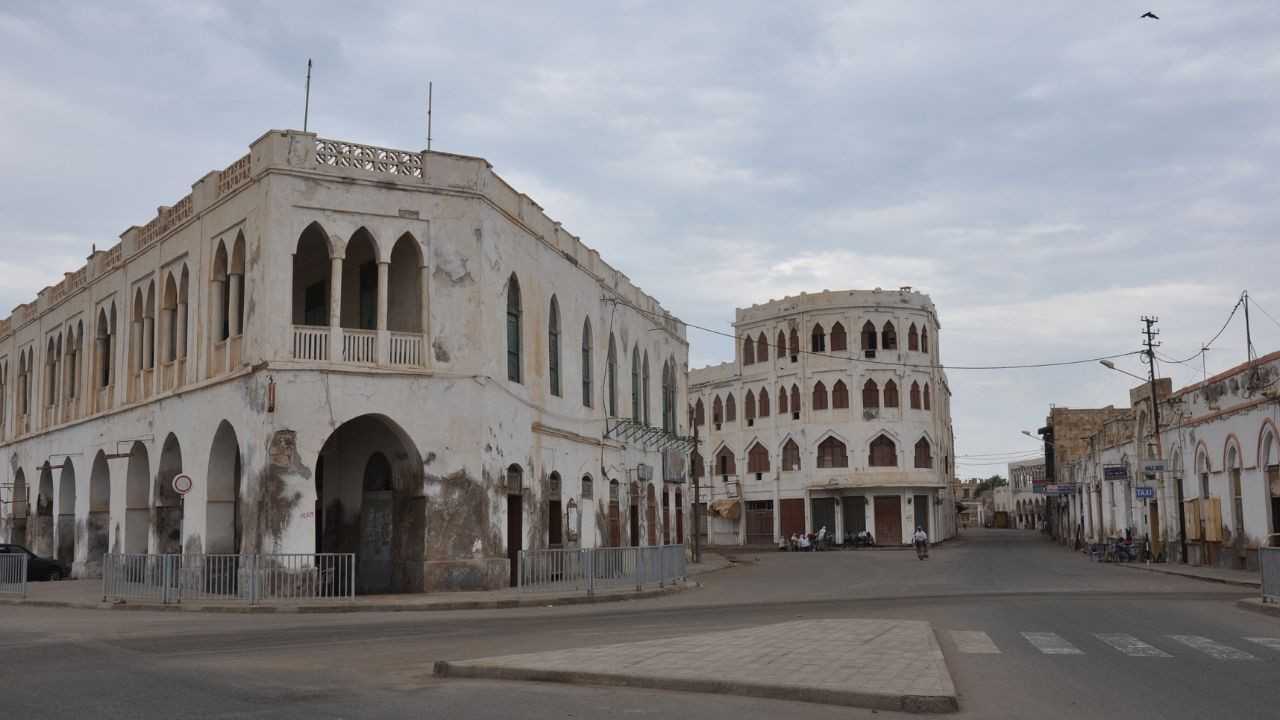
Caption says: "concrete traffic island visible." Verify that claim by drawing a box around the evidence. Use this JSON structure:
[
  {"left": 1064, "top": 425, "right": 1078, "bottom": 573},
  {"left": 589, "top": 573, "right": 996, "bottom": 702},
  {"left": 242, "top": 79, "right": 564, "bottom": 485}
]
[{"left": 434, "top": 618, "right": 958, "bottom": 714}]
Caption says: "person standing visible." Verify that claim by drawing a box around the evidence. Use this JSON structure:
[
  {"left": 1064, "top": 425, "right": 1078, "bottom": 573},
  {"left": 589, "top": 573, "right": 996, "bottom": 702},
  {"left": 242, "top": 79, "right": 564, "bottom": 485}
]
[{"left": 912, "top": 526, "right": 929, "bottom": 559}]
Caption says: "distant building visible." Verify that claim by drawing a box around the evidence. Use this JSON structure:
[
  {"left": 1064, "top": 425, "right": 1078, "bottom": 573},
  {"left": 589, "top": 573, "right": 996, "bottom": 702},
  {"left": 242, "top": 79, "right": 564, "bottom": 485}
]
[{"left": 689, "top": 288, "right": 956, "bottom": 546}]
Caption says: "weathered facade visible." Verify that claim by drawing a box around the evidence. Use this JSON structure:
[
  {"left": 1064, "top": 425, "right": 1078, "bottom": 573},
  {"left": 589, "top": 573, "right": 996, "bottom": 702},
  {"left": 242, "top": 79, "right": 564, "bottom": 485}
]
[
  {"left": 688, "top": 289, "right": 956, "bottom": 546},
  {"left": 998, "top": 457, "right": 1046, "bottom": 529},
  {"left": 0, "top": 130, "right": 690, "bottom": 592},
  {"left": 1050, "top": 352, "right": 1280, "bottom": 570}
]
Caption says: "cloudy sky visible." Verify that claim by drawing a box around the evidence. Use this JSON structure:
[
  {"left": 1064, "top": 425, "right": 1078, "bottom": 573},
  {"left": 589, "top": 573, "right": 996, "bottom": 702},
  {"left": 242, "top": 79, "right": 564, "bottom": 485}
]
[{"left": 2, "top": 1, "right": 1278, "bottom": 474}]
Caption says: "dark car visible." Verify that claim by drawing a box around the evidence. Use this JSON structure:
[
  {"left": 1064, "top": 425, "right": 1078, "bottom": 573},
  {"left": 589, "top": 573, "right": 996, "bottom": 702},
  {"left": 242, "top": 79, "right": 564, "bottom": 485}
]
[{"left": 0, "top": 544, "right": 72, "bottom": 581}]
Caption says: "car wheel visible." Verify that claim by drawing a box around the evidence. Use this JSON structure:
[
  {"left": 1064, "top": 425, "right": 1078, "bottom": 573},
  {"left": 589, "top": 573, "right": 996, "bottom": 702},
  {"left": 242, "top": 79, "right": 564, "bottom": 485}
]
[{"left": 46, "top": 568, "right": 62, "bottom": 582}]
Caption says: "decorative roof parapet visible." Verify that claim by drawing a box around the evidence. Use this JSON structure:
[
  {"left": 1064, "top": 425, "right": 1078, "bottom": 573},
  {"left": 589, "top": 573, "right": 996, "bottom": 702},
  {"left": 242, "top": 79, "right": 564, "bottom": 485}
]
[
  {"left": 216, "top": 153, "right": 251, "bottom": 197},
  {"left": 314, "top": 138, "right": 423, "bottom": 178}
]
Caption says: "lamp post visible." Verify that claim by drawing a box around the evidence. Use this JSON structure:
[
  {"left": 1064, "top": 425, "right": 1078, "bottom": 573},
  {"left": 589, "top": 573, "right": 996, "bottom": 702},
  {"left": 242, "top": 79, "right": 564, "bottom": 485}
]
[{"left": 1100, "top": 358, "right": 1184, "bottom": 564}]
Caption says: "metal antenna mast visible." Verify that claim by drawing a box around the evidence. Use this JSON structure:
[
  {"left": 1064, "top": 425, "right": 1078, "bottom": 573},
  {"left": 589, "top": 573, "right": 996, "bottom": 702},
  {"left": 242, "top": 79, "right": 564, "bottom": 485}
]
[
  {"left": 427, "top": 81, "right": 433, "bottom": 151},
  {"left": 304, "top": 59, "right": 313, "bottom": 132}
]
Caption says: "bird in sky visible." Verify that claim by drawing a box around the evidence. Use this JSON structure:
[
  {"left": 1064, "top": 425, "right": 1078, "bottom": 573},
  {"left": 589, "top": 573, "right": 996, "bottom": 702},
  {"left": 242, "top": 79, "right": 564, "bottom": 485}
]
[{"left": 1141, "top": 11, "right": 1159, "bottom": 19}]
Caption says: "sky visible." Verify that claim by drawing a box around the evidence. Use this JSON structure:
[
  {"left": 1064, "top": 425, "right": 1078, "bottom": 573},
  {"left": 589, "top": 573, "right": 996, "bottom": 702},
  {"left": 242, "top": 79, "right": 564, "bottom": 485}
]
[{"left": 2, "top": 1, "right": 1279, "bottom": 476}]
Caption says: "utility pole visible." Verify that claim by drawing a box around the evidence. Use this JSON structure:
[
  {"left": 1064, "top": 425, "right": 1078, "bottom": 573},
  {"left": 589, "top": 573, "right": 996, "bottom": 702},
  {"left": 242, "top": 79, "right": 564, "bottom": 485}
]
[
  {"left": 1143, "top": 316, "right": 1184, "bottom": 564},
  {"left": 691, "top": 423, "right": 702, "bottom": 564}
]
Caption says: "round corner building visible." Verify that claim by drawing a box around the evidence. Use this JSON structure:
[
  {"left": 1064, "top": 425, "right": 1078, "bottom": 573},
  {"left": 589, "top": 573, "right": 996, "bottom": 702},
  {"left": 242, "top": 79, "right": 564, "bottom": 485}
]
[{"left": 688, "top": 288, "right": 956, "bottom": 546}]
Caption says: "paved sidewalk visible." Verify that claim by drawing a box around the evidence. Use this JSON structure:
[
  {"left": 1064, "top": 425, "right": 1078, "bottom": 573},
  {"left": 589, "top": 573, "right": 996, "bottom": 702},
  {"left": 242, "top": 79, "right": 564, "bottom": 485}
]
[
  {"left": 435, "top": 618, "right": 958, "bottom": 713},
  {"left": 1108, "top": 560, "right": 1261, "bottom": 589},
  {"left": 0, "top": 553, "right": 728, "bottom": 614}
]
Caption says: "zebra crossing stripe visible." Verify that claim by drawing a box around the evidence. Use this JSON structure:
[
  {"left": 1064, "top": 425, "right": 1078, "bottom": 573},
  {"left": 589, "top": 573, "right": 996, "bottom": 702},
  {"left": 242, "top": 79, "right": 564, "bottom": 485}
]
[
  {"left": 1167, "top": 635, "right": 1256, "bottom": 660},
  {"left": 951, "top": 630, "right": 1001, "bottom": 653},
  {"left": 1022, "top": 632, "right": 1083, "bottom": 655},
  {"left": 1244, "top": 637, "right": 1280, "bottom": 652},
  {"left": 1093, "top": 634, "right": 1171, "bottom": 657}
]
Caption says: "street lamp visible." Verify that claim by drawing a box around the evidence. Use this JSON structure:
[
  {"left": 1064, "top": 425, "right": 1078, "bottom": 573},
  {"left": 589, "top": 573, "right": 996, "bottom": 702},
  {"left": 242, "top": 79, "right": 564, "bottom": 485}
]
[{"left": 1099, "top": 359, "right": 1146, "bottom": 383}]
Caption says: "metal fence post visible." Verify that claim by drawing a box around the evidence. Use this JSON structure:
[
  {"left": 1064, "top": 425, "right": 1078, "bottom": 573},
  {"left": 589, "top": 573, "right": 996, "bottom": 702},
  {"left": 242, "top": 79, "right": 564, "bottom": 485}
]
[
  {"left": 516, "top": 552, "right": 523, "bottom": 597},
  {"left": 161, "top": 555, "right": 173, "bottom": 605},
  {"left": 586, "top": 549, "right": 595, "bottom": 596},
  {"left": 250, "top": 554, "right": 261, "bottom": 605},
  {"left": 634, "top": 547, "right": 641, "bottom": 591},
  {"left": 100, "top": 554, "right": 107, "bottom": 602}
]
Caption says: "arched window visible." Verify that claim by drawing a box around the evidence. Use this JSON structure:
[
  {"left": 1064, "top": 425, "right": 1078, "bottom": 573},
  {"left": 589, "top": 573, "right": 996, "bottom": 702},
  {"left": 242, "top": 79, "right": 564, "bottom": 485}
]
[
  {"left": 694, "top": 398, "right": 705, "bottom": 425},
  {"left": 743, "top": 335, "right": 755, "bottom": 365},
  {"left": 882, "top": 321, "right": 897, "bottom": 350},
  {"left": 631, "top": 345, "right": 641, "bottom": 418},
  {"left": 776, "top": 330, "right": 786, "bottom": 362},
  {"left": 744, "top": 390, "right": 756, "bottom": 422},
  {"left": 811, "top": 323, "right": 826, "bottom": 352},
  {"left": 914, "top": 438, "right": 933, "bottom": 468},
  {"left": 830, "top": 322, "right": 847, "bottom": 352},
  {"left": 870, "top": 435, "right": 897, "bottom": 467},
  {"left": 747, "top": 443, "right": 770, "bottom": 474},
  {"left": 387, "top": 233, "right": 423, "bottom": 334},
  {"left": 789, "top": 384, "right": 800, "bottom": 416},
  {"left": 506, "top": 275, "right": 522, "bottom": 383},
  {"left": 581, "top": 318, "right": 592, "bottom": 407},
  {"left": 782, "top": 439, "right": 801, "bottom": 471},
  {"left": 581, "top": 475, "right": 593, "bottom": 499},
  {"left": 292, "top": 223, "right": 332, "bottom": 327},
  {"left": 642, "top": 352, "right": 651, "bottom": 425},
  {"left": 548, "top": 296, "right": 561, "bottom": 396},
  {"left": 923, "top": 383, "right": 931, "bottom": 410},
  {"left": 756, "top": 332, "right": 768, "bottom": 362},
  {"left": 725, "top": 392, "right": 736, "bottom": 422},
  {"left": 908, "top": 323, "right": 919, "bottom": 351},
  {"left": 715, "top": 445, "right": 736, "bottom": 476},
  {"left": 662, "top": 358, "right": 676, "bottom": 433},
  {"left": 832, "top": 380, "right": 849, "bottom": 409},
  {"left": 96, "top": 305, "right": 115, "bottom": 391},
  {"left": 862, "top": 379, "right": 879, "bottom": 409},
  {"left": 817, "top": 437, "right": 848, "bottom": 469},
  {"left": 713, "top": 395, "right": 724, "bottom": 425},
  {"left": 910, "top": 381, "right": 921, "bottom": 409},
  {"left": 812, "top": 381, "right": 828, "bottom": 410},
  {"left": 921, "top": 326, "right": 930, "bottom": 353},
  {"left": 884, "top": 379, "right": 899, "bottom": 408},
  {"left": 788, "top": 328, "right": 799, "bottom": 360},
  {"left": 778, "top": 385, "right": 788, "bottom": 414},
  {"left": 506, "top": 463, "right": 523, "bottom": 492},
  {"left": 607, "top": 334, "right": 618, "bottom": 416},
  {"left": 759, "top": 388, "right": 770, "bottom": 417},
  {"left": 861, "top": 321, "right": 877, "bottom": 353}
]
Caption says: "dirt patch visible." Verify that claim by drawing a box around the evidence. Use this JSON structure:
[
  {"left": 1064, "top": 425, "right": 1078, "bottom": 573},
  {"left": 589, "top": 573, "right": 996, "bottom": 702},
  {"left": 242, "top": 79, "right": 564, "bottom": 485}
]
[{"left": 245, "top": 430, "right": 307, "bottom": 552}]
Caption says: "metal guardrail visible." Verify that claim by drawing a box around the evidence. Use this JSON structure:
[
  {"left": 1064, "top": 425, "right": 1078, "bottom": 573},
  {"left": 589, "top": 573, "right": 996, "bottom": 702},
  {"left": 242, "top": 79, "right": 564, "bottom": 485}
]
[
  {"left": 0, "top": 553, "right": 28, "bottom": 597},
  {"left": 101, "top": 553, "right": 354, "bottom": 604},
  {"left": 1262, "top": 534, "right": 1280, "bottom": 604},
  {"left": 517, "top": 544, "right": 687, "bottom": 596}
]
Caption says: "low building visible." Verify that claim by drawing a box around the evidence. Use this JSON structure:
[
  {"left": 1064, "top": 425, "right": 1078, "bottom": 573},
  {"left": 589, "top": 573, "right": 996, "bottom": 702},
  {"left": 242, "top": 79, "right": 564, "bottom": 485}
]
[
  {"left": 1006, "top": 458, "right": 1046, "bottom": 529},
  {"left": 688, "top": 289, "right": 956, "bottom": 546},
  {"left": 0, "top": 130, "right": 691, "bottom": 593}
]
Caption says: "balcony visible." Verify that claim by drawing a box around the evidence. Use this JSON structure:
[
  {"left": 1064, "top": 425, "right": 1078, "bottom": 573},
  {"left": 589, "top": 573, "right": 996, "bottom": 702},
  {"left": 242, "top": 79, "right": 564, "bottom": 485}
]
[{"left": 292, "top": 325, "right": 425, "bottom": 367}]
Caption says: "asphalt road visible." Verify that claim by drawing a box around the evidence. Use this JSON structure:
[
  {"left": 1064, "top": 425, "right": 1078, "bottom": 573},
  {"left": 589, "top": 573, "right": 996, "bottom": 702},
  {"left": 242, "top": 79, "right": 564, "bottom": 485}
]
[{"left": 2, "top": 529, "right": 1276, "bottom": 719}]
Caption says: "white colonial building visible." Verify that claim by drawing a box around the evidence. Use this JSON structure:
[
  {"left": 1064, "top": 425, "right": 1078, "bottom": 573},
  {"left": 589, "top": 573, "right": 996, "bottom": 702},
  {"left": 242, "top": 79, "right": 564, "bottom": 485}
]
[
  {"left": 688, "top": 289, "right": 956, "bottom": 546},
  {"left": 1002, "top": 457, "right": 1045, "bottom": 529},
  {"left": 0, "top": 130, "right": 691, "bottom": 593}
]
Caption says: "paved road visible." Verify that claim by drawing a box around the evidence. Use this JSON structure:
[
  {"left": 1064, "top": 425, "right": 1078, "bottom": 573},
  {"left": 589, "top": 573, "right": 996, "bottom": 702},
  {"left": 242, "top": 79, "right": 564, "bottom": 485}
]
[{"left": 2, "top": 529, "right": 1276, "bottom": 719}]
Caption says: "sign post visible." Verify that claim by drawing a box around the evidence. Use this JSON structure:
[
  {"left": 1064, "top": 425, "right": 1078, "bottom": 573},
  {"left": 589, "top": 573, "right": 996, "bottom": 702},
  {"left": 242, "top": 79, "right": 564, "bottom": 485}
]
[{"left": 172, "top": 473, "right": 194, "bottom": 521}]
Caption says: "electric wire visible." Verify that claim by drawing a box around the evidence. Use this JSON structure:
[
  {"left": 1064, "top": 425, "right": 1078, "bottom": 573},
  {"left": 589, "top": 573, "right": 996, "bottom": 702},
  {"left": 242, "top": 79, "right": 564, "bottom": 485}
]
[{"left": 1162, "top": 294, "right": 1244, "bottom": 365}]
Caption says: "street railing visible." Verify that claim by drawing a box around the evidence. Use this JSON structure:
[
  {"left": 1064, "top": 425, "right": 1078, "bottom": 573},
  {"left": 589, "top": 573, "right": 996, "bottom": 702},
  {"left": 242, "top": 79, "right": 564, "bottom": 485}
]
[
  {"left": 517, "top": 544, "right": 686, "bottom": 596},
  {"left": 0, "top": 553, "right": 27, "bottom": 597},
  {"left": 1261, "top": 534, "right": 1280, "bottom": 604},
  {"left": 102, "top": 553, "right": 354, "bottom": 604}
]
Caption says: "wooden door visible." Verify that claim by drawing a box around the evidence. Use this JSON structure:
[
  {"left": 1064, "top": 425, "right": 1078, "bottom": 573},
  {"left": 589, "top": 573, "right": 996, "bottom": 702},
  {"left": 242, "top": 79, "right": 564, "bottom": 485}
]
[
  {"left": 662, "top": 491, "right": 671, "bottom": 544},
  {"left": 646, "top": 486, "right": 658, "bottom": 545},
  {"left": 913, "top": 495, "right": 930, "bottom": 537},
  {"left": 609, "top": 500, "right": 621, "bottom": 547},
  {"left": 779, "top": 498, "right": 805, "bottom": 537},
  {"left": 548, "top": 499, "right": 563, "bottom": 548},
  {"left": 745, "top": 500, "right": 774, "bottom": 544},
  {"left": 506, "top": 493, "right": 522, "bottom": 587},
  {"left": 630, "top": 505, "right": 640, "bottom": 547},
  {"left": 810, "top": 498, "right": 836, "bottom": 535},
  {"left": 874, "top": 496, "right": 902, "bottom": 545},
  {"left": 842, "top": 497, "right": 866, "bottom": 535}
]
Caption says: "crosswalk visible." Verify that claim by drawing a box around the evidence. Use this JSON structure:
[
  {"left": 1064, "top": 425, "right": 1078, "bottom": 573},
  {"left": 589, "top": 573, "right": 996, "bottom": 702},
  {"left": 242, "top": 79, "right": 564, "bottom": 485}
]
[{"left": 949, "top": 630, "right": 1277, "bottom": 660}]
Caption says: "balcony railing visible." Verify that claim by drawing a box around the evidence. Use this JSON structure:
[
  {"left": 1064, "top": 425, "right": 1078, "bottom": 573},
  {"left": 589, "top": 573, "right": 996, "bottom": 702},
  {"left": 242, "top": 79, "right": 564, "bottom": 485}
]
[
  {"left": 342, "top": 329, "right": 377, "bottom": 363},
  {"left": 292, "top": 325, "right": 329, "bottom": 361},
  {"left": 388, "top": 332, "right": 422, "bottom": 366},
  {"left": 209, "top": 340, "right": 227, "bottom": 377}
]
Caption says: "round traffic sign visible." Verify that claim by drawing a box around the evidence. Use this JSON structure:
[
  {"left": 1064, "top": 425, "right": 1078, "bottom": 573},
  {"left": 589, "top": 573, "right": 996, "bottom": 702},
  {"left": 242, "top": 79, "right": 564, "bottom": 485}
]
[{"left": 172, "top": 473, "right": 194, "bottom": 495}]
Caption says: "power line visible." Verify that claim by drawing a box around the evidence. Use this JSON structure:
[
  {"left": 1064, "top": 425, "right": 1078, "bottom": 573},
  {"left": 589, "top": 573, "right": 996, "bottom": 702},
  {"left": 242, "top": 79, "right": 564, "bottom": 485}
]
[
  {"left": 1162, "top": 294, "right": 1244, "bottom": 364},
  {"left": 607, "top": 296, "right": 1144, "bottom": 372},
  {"left": 1249, "top": 296, "right": 1280, "bottom": 333}
]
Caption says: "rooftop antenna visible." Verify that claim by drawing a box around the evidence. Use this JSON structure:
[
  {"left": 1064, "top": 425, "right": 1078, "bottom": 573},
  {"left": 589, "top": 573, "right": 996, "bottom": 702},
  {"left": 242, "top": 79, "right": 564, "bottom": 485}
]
[
  {"left": 303, "top": 59, "right": 313, "bottom": 132},
  {"left": 427, "top": 81, "right": 433, "bottom": 151}
]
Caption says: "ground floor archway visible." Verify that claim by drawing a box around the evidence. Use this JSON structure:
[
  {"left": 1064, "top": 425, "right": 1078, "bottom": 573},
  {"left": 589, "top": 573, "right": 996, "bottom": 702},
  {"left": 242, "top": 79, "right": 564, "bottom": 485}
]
[
  {"left": 206, "top": 421, "right": 242, "bottom": 554},
  {"left": 87, "top": 451, "right": 110, "bottom": 573},
  {"left": 56, "top": 460, "right": 76, "bottom": 564},
  {"left": 155, "top": 434, "right": 183, "bottom": 554}
]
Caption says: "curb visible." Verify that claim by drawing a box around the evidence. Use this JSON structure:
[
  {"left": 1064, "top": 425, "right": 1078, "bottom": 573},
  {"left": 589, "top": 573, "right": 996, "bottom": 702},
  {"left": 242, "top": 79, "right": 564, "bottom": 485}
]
[
  {"left": 1236, "top": 598, "right": 1280, "bottom": 619},
  {"left": 0, "top": 581, "right": 699, "bottom": 615},
  {"left": 432, "top": 659, "right": 958, "bottom": 714},
  {"left": 1108, "top": 562, "right": 1261, "bottom": 589}
]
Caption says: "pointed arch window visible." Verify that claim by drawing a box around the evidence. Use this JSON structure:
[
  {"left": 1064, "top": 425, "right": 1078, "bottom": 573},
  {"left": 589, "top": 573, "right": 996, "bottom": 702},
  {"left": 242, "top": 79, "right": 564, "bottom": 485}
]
[
  {"left": 607, "top": 334, "right": 618, "bottom": 416},
  {"left": 715, "top": 445, "right": 736, "bottom": 476},
  {"left": 662, "top": 359, "right": 676, "bottom": 432},
  {"left": 581, "top": 318, "right": 592, "bottom": 408},
  {"left": 506, "top": 275, "right": 522, "bottom": 383},
  {"left": 548, "top": 296, "right": 561, "bottom": 396},
  {"left": 830, "top": 322, "right": 847, "bottom": 352},
  {"left": 747, "top": 443, "right": 770, "bottom": 475},
  {"left": 908, "top": 323, "right": 919, "bottom": 351},
  {"left": 631, "top": 346, "right": 642, "bottom": 418},
  {"left": 861, "top": 321, "right": 877, "bottom": 353},
  {"left": 776, "top": 330, "right": 787, "bottom": 362},
  {"left": 694, "top": 397, "right": 705, "bottom": 425},
  {"left": 914, "top": 438, "right": 933, "bottom": 469},
  {"left": 811, "top": 323, "right": 826, "bottom": 352},
  {"left": 782, "top": 439, "right": 801, "bottom": 471},
  {"left": 812, "top": 381, "right": 828, "bottom": 410},
  {"left": 923, "top": 383, "right": 931, "bottom": 410},
  {"left": 818, "top": 437, "right": 848, "bottom": 468},
  {"left": 832, "top": 380, "right": 849, "bottom": 409},
  {"left": 862, "top": 379, "right": 879, "bottom": 409},
  {"left": 884, "top": 379, "right": 899, "bottom": 408},
  {"left": 921, "top": 327, "right": 929, "bottom": 353},
  {"left": 789, "top": 384, "right": 800, "bottom": 416},
  {"left": 742, "top": 336, "right": 755, "bottom": 365},
  {"left": 882, "top": 321, "right": 897, "bottom": 350},
  {"left": 744, "top": 390, "right": 756, "bottom": 423},
  {"left": 756, "top": 332, "right": 769, "bottom": 362},
  {"left": 778, "top": 385, "right": 788, "bottom": 415},
  {"left": 870, "top": 435, "right": 897, "bottom": 467},
  {"left": 759, "top": 388, "right": 771, "bottom": 417},
  {"left": 910, "top": 381, "right": 921, "bottom": 409},
  {"left": 725, "top": 392, "right": 736, "bottom": 422},
  {"left": 642, "top": 353, "right": 651, "bottom": 425},
  {"left": 788, "top": 328, "right": 799, "bottom": 360},
  {"left": 712, "top": 396, "right": 723, "bottom": 425}
]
